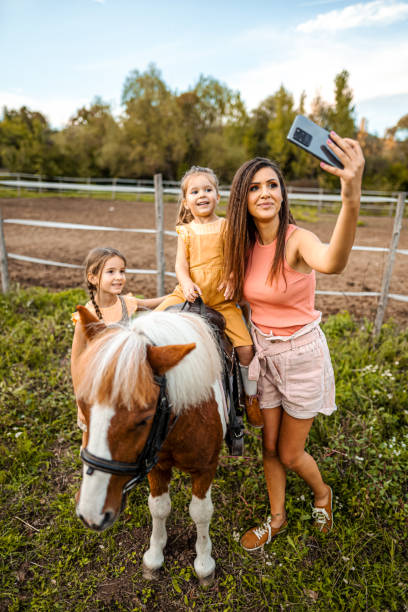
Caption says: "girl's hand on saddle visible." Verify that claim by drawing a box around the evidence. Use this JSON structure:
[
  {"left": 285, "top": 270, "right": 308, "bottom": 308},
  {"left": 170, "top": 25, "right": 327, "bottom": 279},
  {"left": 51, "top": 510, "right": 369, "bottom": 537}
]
[
  {"left": 320, "top": 132, "right": 365, "bottom": 206},
  {"left": 181, "top": 280, "right": 202, "bottom": 302}
]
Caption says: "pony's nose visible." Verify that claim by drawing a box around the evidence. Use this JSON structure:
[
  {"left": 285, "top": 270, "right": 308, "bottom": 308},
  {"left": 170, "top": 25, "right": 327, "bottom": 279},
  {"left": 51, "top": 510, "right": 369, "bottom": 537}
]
[
  {"left": 78, "top": 510, "right": 114, "bottom": 531},
  {"left": 100, "top": 510, "right": 114, "bottom": 529}
]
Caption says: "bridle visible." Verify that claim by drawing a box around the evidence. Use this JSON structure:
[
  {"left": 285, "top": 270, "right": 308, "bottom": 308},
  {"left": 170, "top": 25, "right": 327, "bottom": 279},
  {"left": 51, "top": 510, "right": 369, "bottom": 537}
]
[{"left": 80, "top": 372, "right": 175, "bottom": 494}]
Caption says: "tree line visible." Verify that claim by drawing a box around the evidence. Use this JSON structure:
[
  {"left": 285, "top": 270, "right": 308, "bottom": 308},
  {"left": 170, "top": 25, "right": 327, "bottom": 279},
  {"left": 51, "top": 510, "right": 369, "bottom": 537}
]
[{"left": 0, "top": 65, "right": 407, "bottom": 190}]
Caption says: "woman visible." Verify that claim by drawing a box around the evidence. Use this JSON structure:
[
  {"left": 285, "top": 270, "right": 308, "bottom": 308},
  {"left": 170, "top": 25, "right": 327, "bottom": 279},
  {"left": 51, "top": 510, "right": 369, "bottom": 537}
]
[{"left": 223, "top": 132, "right": 364, "bottom": 550}]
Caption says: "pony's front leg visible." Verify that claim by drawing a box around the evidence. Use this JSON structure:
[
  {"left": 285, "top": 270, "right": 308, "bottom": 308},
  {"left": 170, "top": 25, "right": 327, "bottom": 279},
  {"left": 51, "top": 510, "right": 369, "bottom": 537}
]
[
  {"left": 143, "top": 469, "right": 171, "bottom": 579},
  {"left": 190, "top": 478, "right": 215, "bottom": 586}
]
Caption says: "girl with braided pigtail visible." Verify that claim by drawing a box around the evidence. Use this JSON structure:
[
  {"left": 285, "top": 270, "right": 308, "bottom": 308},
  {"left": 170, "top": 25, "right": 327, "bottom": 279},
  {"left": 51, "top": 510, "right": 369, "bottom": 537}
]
[{"left": 71, "top": 246, "right": 167, "bottom": 444}]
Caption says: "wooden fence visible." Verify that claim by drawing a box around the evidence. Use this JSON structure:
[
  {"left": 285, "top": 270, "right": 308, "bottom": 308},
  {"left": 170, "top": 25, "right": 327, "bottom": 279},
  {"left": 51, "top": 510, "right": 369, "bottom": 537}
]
[{"left": 0, "top": 174, "right": 406, "bottom": 335}]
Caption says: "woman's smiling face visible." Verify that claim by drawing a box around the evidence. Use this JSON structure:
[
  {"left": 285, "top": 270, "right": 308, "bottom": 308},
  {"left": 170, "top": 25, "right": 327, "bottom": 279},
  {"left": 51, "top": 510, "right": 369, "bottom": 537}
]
[{"left": 247, "top": 166, "right": 283, "bottom": 223}]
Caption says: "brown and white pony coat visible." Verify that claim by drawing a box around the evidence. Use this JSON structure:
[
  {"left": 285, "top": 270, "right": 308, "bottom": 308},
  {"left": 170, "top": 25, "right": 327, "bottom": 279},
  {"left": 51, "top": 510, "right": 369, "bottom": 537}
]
[{"left": 72, "top": 306, "right": 226, "bottom": 584}]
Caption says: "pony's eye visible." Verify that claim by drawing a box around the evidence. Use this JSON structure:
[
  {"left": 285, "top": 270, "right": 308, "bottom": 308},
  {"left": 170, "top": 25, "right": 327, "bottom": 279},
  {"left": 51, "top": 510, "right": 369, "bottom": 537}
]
[{"left": 132, "top": 415, "right": 152, "bottom": 429}]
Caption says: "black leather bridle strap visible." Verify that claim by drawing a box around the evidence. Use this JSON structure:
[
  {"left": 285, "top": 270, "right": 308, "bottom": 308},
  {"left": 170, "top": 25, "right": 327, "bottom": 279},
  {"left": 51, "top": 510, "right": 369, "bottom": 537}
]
[{"left": 80, "top": 372, "right": 176, "bottom": 493}]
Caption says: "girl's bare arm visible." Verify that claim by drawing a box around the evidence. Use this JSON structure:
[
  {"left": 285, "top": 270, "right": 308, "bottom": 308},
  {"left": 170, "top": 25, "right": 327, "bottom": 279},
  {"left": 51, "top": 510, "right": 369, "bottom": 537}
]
[
  {"left": 175, "top": 235, "right": 202, "bottom": 301},
  {"left": 137, "top": 295, "right": 169, "bottom": 309}
]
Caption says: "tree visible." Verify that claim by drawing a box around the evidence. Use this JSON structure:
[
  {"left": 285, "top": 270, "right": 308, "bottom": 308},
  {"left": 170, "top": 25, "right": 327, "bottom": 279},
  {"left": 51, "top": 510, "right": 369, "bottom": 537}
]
[
  {"left": 54, "top": 98, "right": 121, "bottom": 177},
  {"left": 175, "top": 75, "right": 248, "bottom": 180},
  {"left": 0, "top": 106, "right": 61, "bottom": 174},
  {"left": 328, "top": 70, "right": 356, "bottom": 137},
  {"left": 120, "top": 64, "right": 186, "bottom": 178},
  {"left": 244, "top": 95, "right": 276, "bottom": 158},
  {"left": 265, "top": 86, "right": 297, "bottom": 176}
]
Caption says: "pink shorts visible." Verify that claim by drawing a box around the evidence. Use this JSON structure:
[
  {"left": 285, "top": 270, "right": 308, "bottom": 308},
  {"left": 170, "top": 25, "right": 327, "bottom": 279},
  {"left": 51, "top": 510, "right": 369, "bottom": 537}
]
[{"left": 252, "top": 326, "right": 336, "bottom": 420}]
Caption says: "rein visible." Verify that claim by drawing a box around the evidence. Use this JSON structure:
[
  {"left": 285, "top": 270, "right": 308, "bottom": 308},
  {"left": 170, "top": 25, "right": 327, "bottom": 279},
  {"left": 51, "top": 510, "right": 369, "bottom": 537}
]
[{"left": 80, "top": 372, "right": 175, "bottom": 494}]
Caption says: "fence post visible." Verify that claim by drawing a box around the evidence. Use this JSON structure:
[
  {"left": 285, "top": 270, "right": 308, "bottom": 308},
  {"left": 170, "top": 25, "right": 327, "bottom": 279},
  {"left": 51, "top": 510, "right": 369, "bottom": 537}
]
[
  {"left": 0, "top": 208, "right": 10, "bottom": 293},
  {"left": 154, "top": 173, "right": 165, "bottom": 296},
  {"left": 318, "top": 187, "right": 324, "bottom": 213},
  {"left": 373, "top": 192, "right": 406, "bottom": 336},
  {"left": 112, "top": 178, "right": 117, "bottom": 200}
]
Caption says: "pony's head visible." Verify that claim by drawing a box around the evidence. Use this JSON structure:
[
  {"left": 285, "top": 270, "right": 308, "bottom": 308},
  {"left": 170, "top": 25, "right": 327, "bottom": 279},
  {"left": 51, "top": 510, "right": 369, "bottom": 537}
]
[{"left": 73, "top": 306, "right": 221, "bottom": 531}]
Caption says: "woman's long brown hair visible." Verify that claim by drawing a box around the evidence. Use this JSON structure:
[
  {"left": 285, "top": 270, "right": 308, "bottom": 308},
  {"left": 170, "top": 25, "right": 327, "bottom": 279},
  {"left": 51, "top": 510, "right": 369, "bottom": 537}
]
[{"left": 224, "top": 157, "right": 295, "bottom": 302}]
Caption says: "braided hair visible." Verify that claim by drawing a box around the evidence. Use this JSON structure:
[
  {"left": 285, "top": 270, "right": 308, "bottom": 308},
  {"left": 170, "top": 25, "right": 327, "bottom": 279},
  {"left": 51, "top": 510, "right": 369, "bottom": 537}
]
[{"left": 83, "top": 247, "right": 127, "bottom": 320}]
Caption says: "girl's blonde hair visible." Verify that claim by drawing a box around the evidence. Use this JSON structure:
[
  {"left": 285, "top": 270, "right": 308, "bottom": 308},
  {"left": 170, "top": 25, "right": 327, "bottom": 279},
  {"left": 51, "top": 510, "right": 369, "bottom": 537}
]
[
  {"left": 176, "top": 166, "right": 219, "bottom": 225},
  {"left": 84, "top": 247, "right": 126, "bottom": 320}
]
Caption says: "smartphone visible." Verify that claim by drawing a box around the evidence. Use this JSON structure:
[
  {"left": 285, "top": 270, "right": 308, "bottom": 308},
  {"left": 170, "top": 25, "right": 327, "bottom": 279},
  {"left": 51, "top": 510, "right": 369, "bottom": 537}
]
[{"left": 287, "top": 115, "right": 344, "bottom": 169}]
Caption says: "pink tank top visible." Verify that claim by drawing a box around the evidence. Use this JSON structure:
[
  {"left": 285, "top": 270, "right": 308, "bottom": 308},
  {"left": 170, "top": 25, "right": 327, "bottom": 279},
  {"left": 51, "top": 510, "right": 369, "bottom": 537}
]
[{"left": 243, "top": 225, "right": 321, "bottom": 336}]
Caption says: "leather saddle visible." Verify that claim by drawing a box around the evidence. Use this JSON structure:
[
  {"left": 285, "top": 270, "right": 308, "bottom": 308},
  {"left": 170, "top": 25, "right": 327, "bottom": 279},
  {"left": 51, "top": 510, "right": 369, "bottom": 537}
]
[{"left": 165, "top": 297, "right": 245, "bottom": 455}]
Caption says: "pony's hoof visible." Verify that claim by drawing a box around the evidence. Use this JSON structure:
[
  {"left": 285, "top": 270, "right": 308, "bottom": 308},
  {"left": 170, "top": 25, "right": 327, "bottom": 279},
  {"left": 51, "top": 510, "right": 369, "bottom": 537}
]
[
  {"left": 142, "top": 564, "right": 161, "bottom": 581},
  {"left": 198, "top": 570, "right": 215, "bottom": 587}
]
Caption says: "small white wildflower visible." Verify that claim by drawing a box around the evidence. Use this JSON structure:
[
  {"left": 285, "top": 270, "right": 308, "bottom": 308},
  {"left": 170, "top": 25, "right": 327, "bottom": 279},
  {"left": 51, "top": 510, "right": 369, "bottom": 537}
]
[
  {"left": 15, "top": 431, "right": 22, "bottom": 438},
  {"left": 232, "top": 530, "right": 240, "bottom": 542},
  {"left": 265, "top": 561, "right": 272, "bottom": 566},
  {"left": 355, "top": 456, "right": 364, "bottom": 461},
  {"left": 342, "top": 556, "right": 350, "bottom": 562},
  {"left": 300, "top": 494, "right": 305, "bottom": 501},
  {"left": 351, "top": 566, "right": 355, "bottom": 571}
]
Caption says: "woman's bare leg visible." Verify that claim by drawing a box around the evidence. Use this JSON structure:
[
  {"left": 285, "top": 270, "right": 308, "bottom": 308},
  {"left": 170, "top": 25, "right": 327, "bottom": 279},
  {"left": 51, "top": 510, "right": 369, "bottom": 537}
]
[
  {"left": 262, "top": 407, "right": 287, "bottom": 527},
  {"left": 277, "top": 412, "right": 330, "bottom": 506}
]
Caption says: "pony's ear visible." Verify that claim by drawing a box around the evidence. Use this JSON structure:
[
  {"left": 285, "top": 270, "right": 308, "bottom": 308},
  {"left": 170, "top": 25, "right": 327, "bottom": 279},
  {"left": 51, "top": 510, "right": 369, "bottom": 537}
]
[
  {"left": 76, "top": 305, "right": 106, "bottom": 340},
  {"left": 146, "top": 343, "right": 196, "bottom": 375}
]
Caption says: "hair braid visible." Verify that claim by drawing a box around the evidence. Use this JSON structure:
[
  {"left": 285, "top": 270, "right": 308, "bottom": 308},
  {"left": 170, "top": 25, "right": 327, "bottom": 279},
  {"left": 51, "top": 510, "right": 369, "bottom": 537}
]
[
  {"left": 87, "top": 282, "right": 103, "bottom": 320},
  {"left": 82, "top": 247, "right": 126, "bottom": 321}
]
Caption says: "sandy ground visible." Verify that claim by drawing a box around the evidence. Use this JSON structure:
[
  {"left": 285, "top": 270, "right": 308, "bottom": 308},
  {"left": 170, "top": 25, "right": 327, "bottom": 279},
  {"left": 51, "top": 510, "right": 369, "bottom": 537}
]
[{"left": 1, "top": 196, "right": 407, "bottom": 324}]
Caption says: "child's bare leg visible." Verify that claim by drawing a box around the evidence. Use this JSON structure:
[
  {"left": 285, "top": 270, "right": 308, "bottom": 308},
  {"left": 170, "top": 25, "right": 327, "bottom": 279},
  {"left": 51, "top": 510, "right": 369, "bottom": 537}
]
[
  {"left": 236, "top": 345, "right": 263, "bottom": 428},
  {"left": 235, "top": 344, "right": 253, "bottom": 366}
]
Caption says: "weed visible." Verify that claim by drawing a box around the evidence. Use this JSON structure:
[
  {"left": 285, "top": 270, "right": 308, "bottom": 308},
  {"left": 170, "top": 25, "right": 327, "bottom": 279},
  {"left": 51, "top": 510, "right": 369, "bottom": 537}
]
[{"left": 1, "top": 290, "right": 407, "bottom": 610}]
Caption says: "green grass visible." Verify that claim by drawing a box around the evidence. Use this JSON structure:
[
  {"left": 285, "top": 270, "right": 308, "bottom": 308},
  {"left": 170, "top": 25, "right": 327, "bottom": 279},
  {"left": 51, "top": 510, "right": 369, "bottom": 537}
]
[{"left": 1, "top": 287, "right": 407, "bottom": 610}]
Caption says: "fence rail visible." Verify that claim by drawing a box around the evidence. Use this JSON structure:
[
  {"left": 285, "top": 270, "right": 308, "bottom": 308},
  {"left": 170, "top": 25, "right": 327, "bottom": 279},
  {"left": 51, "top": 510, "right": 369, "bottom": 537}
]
[
  {"left": 0, "top": 175, "right": 406, "bottom": 334},
  {"left": 1, "top": 175, "right": 406, "bottom": 213}
]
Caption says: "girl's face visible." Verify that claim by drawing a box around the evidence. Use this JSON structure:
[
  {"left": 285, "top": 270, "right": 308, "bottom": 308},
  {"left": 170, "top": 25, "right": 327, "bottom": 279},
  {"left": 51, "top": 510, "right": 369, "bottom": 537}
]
[
  {"left": 90, "top": 256, "right": 126, "bottom": 296},
  {"left": 247, "top": 166, "right": 283, "bottom": 223},
  {"left": 183, "top": 174, "right": 219, "bottom": 222}
]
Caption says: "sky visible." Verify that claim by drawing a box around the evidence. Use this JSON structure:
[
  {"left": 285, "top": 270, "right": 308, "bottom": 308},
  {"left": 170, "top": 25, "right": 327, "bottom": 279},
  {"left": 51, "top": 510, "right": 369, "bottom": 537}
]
[{"left": 1, "top": 0, "right": 407, "bottom": 137}]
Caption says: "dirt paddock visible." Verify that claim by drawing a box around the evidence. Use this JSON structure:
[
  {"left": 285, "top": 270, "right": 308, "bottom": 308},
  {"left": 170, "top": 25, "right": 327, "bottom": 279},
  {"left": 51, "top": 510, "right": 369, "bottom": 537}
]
[{"left": 1, "top": 196, "right": 407, "bottom": 325}]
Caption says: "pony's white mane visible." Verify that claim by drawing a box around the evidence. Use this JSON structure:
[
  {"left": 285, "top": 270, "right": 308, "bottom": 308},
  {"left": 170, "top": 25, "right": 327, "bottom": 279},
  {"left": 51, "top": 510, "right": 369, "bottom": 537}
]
[{"left": 82, "top": 310, "right": 222, "bottom": 413}]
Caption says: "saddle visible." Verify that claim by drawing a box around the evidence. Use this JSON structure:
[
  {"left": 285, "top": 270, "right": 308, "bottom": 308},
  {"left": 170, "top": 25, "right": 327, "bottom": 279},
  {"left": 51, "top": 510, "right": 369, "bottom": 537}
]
[{"left": 165, "top": 297, "right": 245, "bottom": 455}]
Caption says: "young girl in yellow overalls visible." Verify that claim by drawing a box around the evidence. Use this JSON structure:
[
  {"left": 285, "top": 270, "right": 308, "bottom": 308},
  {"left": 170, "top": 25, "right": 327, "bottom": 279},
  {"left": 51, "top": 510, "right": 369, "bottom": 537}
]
[{"left": 156, "top": 166, "right": 263, "bottom": 427}]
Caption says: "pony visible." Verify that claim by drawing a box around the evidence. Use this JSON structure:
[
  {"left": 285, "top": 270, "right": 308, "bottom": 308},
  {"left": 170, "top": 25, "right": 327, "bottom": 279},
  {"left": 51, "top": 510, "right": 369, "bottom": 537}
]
[{"left": 72, "top": 305, "right": 227, "bottom": 585}]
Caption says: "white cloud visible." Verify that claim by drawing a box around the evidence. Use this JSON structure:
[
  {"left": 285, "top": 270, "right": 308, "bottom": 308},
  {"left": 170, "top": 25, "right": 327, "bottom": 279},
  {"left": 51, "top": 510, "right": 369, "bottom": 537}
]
[
  {"left": 230, "top": 34, "right": 408, "bottom": 135},
  {"left": 297, "top": 0, "right": 408, "bottom": 32}
]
